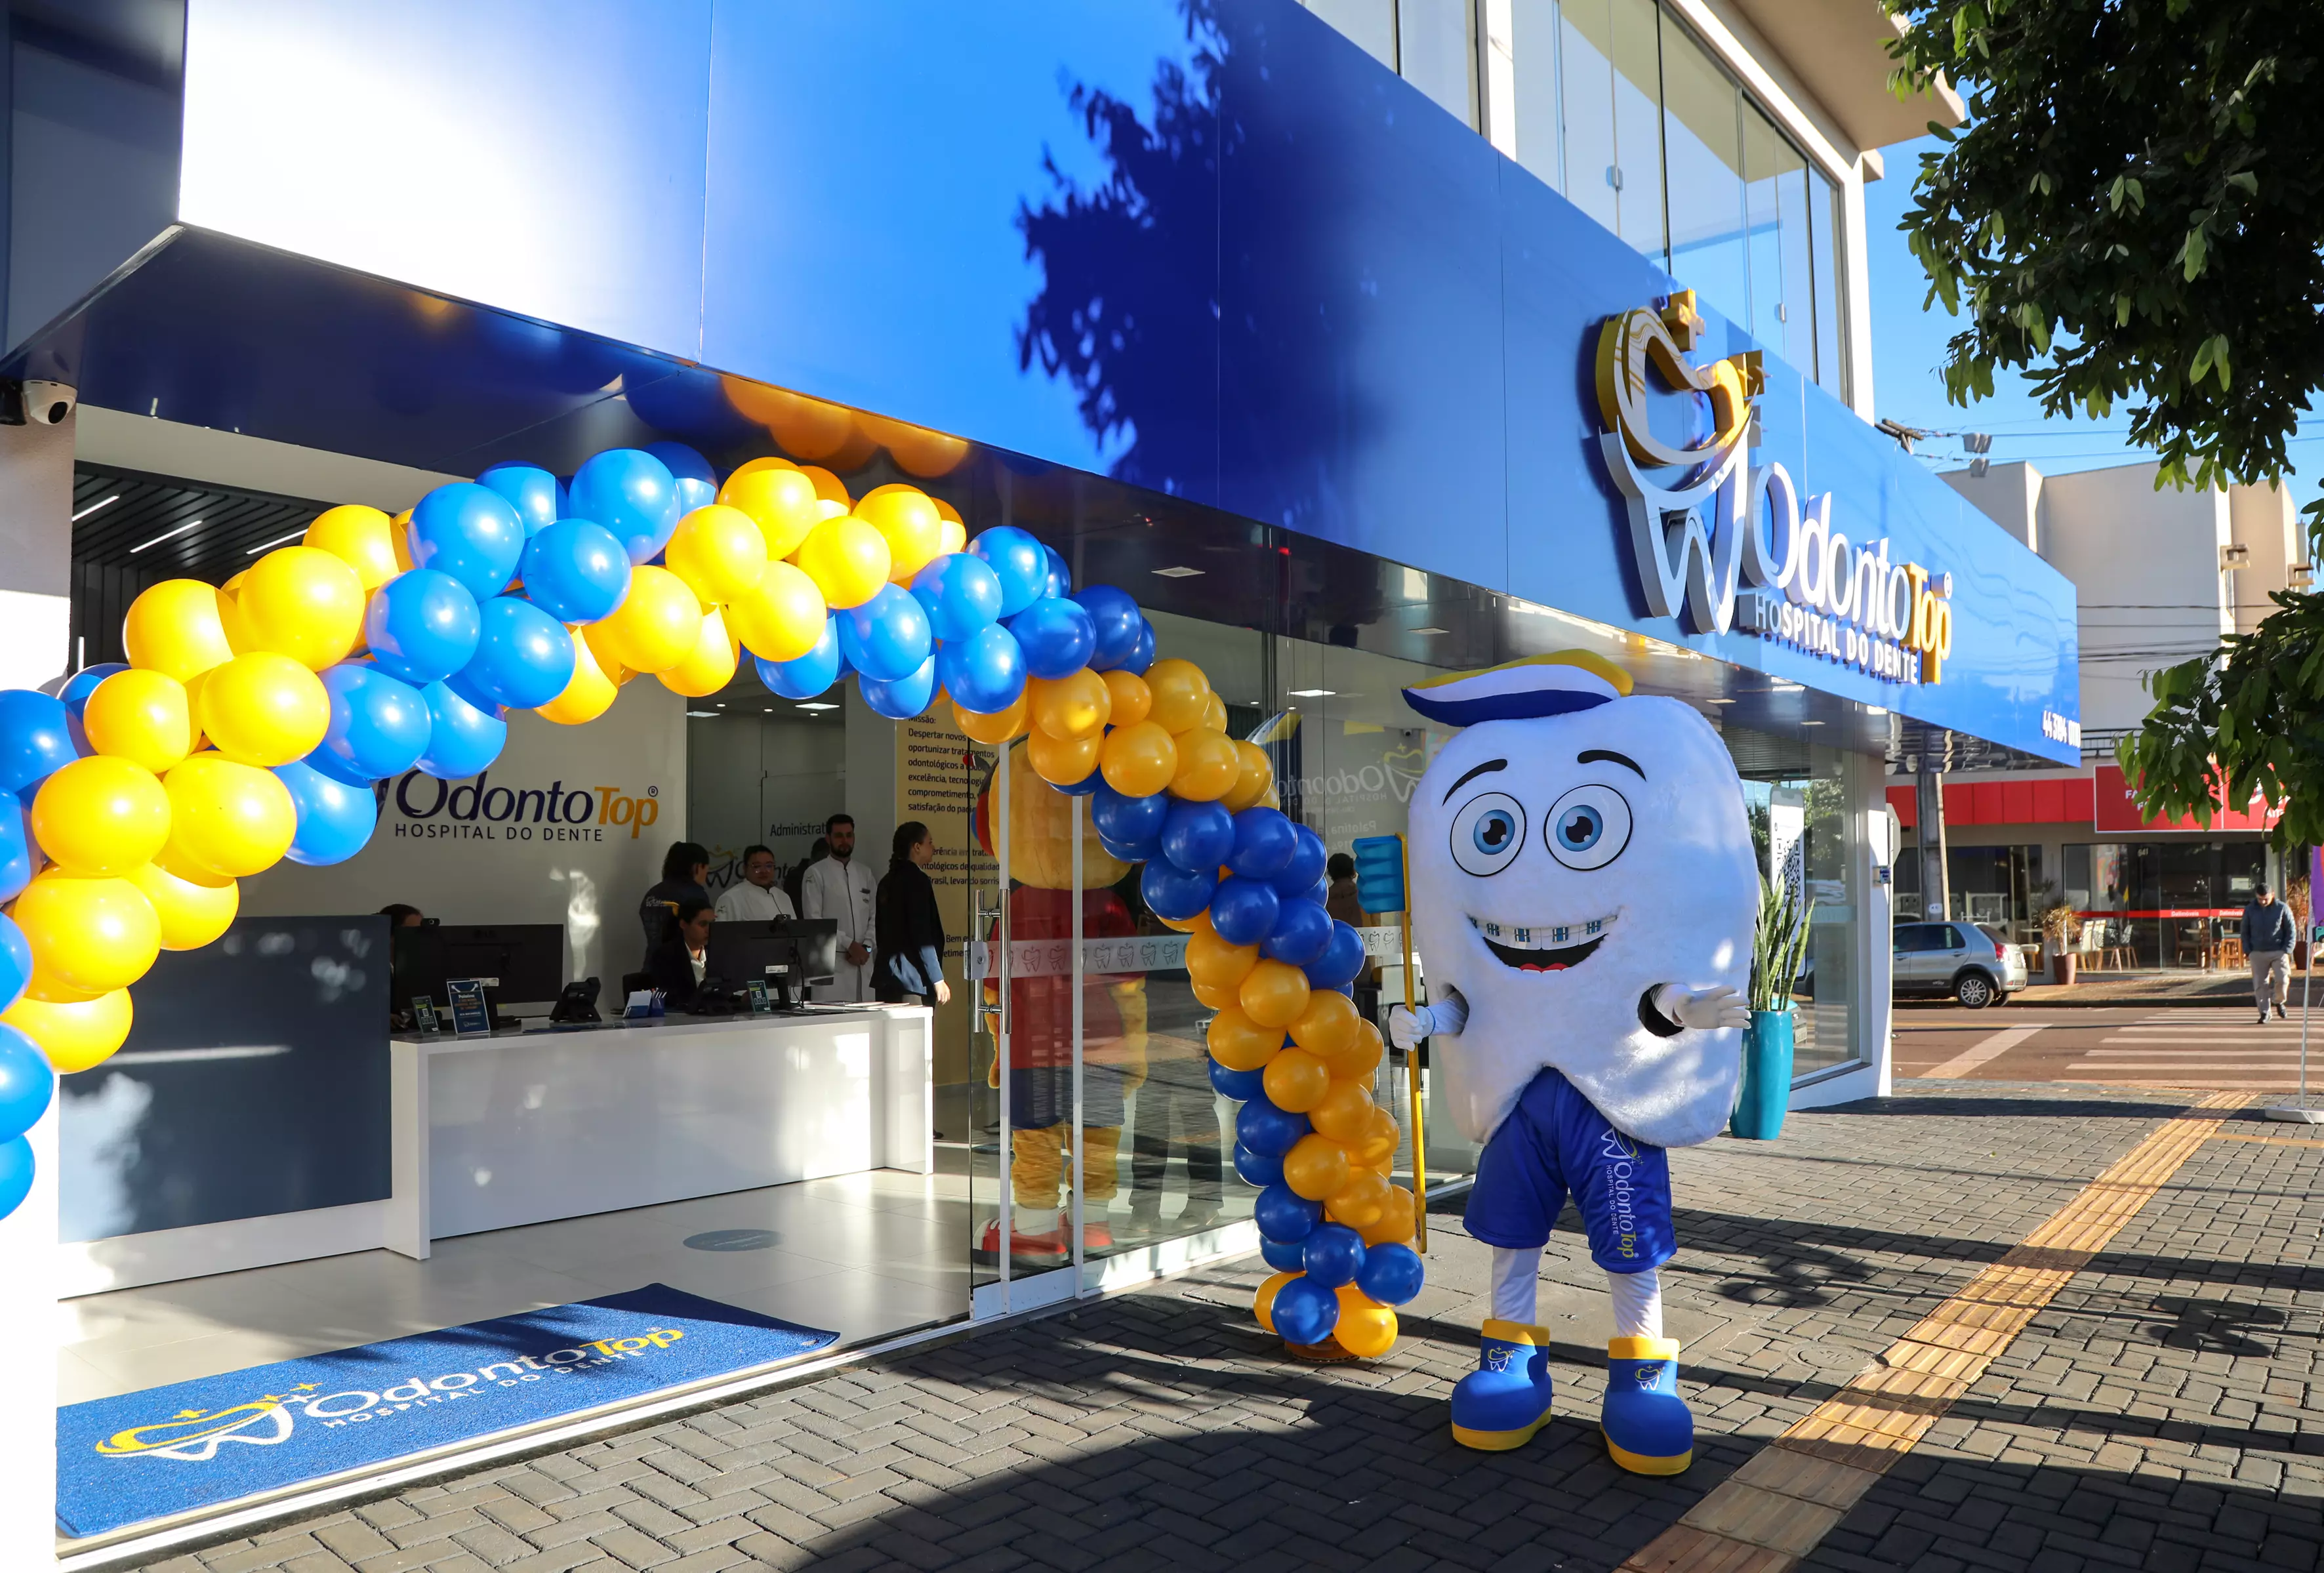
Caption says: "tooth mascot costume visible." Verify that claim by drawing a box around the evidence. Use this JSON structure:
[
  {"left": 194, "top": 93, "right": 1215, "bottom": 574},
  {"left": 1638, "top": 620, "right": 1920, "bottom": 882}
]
[{"left": 1387, "top": 651, "right": 1756, "bottom": 1473}]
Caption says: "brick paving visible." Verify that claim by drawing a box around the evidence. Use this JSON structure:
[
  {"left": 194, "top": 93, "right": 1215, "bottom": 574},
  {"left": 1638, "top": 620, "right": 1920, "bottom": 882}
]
[{"left": 135, "top": 1080, "right": 2324, "bottom": 1573}]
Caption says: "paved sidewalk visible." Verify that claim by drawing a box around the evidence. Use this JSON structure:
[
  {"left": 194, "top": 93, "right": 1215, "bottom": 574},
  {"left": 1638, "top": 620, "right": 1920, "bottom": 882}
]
[{"left": 142, "top": 1081, "right": 2324, "bottom": 1573}]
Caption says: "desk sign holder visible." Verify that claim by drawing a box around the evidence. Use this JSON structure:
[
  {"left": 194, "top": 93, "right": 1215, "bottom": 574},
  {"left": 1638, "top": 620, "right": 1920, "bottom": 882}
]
[
  {"left": 746, "top": 979, "right": 772, "bottom": 1014},
  {"left": 411, "top": 998, "right": 441, "bottom": 1034},
  {"left": 447, "top": 979, "right": 493, "bottom": 1036}
]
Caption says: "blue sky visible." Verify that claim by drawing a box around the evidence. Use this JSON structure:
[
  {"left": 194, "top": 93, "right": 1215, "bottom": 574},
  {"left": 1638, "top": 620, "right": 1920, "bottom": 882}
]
[{"left": 1863, "top": 137, "right": 2324, "bottom": 509}]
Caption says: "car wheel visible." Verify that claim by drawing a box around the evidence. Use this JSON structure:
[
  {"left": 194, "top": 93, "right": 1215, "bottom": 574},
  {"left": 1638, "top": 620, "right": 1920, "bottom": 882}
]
[{"left": 1955, "top": 971, "right": 1995, "bottom": 1010}]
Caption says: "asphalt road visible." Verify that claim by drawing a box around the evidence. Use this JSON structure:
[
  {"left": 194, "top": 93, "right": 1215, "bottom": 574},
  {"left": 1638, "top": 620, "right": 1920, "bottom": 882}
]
[{"left": 1894, "top": 998, "right": 2324, "bottom": 1097}]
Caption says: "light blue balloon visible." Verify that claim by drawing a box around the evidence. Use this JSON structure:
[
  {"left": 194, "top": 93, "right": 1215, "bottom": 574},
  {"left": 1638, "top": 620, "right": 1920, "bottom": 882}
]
[
  {"left": 318, "top": 663, "right": 432, "bottom": 784},
  {"left": 520, "top": 519, "right": 632, "bottom": 625},
  {"left": 366, "top": 569, "right": 482, "bottom": 687},
  {"left": 643, "top": 441, "right": 718, "bottom": 516},
  {"left": 838, "top": 584, "right": 933, "bottom": 684},
  {"left": 968, "top": 526, "right": 1049, "bottom": 616},
  {"left": 569, "top": 447, "right": 682, "bottom": 565},
  {"left": 408, "top": 482, "right": 527, "bottom": 600},
  {"left": 0, "top": 913, "right": 30, "bottom": 1015},
  {"left": 459, "top": 596, "right": 577, "bottom": 710},
  {"left": 416, "top": 681, "right": 507, "bottom": 779},
  {"left": 935, "top": 624, "right": 1026, "bottom": 714},
  {"left": 910, "top": 553, "right": 1004, "bottom": 642},
  {"left": 756, "top": 617, "right": 845, "bottom": 700},
  {"left": 0, "top": 1023, "right": 49, "bottom": 1145},
  {"left": 476, "top": 463, "right": 563, "bottom": 537},
  {"left": 274, "top": 759, "right": 378, "bottom": 867},
  {"left": 0, "top": 1137, "right": 31, "bottom": 1221},
  {"left": 0, "top": 802, "right": 30, "bottom": 905},
  {"left": 858, "top": 655, "right": 938, "bottom": 721}
]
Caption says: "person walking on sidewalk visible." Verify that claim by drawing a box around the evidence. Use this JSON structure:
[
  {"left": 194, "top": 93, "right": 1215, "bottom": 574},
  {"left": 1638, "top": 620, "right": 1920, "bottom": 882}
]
[{"left": 2243, "top": 882, "right": 2297, "bottom": 1024}]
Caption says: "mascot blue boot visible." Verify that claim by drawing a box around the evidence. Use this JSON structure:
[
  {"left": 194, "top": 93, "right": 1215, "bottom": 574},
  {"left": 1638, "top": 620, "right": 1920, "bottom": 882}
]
[{"left": 1389, "top": 653, "right": 1757, "bottom": 1476}]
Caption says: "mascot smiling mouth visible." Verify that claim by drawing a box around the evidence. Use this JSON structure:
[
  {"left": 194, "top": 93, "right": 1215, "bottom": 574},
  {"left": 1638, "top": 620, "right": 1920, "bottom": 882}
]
[{"left": 1468, "top": 912, "right": 1618, "bottom": 973}]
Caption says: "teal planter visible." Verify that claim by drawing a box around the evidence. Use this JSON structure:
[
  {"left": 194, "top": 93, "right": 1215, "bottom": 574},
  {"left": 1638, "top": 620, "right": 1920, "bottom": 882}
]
[{"left": 1730, "top": 1009, "right": 1795, "bottom": 1140}]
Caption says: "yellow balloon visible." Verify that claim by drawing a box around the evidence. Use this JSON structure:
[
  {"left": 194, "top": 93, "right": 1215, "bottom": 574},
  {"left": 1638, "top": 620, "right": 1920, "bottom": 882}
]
[
  {"left": 856, "top": 485, "right": 947, "bottom": 582},
  {"left": 934, "top": 500, "right": 968, "bottom": 556},
  {"left": 1359, "top": 1185, "right": 1417, "bottom": 1246},
  {"left": 161, "top": 753, "right": 296, "bottom": 878},
  {"left": 725, "top": 455, "right": 798, "bottom": 480},
  {"left": 1145, "top": 659, "right": 1212, "bottom": 733},
  {"left": 1289, "top": 989, "right": 1361, "bottom": 1058},
  {"left": 123, "top": 858, "right": 239, "bottom": 950},
  {"left": 1026, "top": 725, "right": 1101, "bottom": 787},
  {"left": 391, "top": 509, "right": 417, "bottom": 573},
  {"left": 197, "top": 651, "right": 329, "bottom": 767},
  {"left": 1309, "top": 1078, "right": 1377, "bottom": 1144},
  {"left": 1185, "top": 928, "right": 1259, "bottom": 991},
  {"left": 1098, "top": 721, "right": 1177, "bottom": 797},
  {"left": 1239, "top": 958, "right": 1311, "bottom": 1029},
  {"left": 1170, "top": 728, "right": 1242, "bottom": 802},
  {"left": 1326, "top": 1168, "right": 1392, "bottom": 1230},
  {"left": 724, "top": 560, "right": 827, "bottom": 664},
  {"left": 1190, "top": 975, "right": 1238, "bottom": 1012},
  {"left": 303, "top": 504, "right": 403, "bottom": 591},
  {"left": 1282, "top": 1132, "right": 1352, "bottom": 1200},
  {"left": 953, "top": 695, "right": 1029, "bottom": 746},
  {"left": 83, "top": 669, "right": 194, "bottom": 773},
  {"left": 1316, "top": 1016, "right": 1386, "bottom": 1083},
  {"left": 30, "top": 757, "right": 171, "bottom": 876},
  {"left": 1202, "top": 691, "right": 1229, "bottom": 733},
  {"left": 1334, "top": 1287, "right": 1398, "bottom": 1357},
  {"left": 1254, "top": 1270, "right": 1301, "bottom": 1336},
  {"left": 1351, "top": 1107, "right": 1400, "bottom": 1172},
  {"left": 1262, "top": 1048, "right": 1332, "bottom": 1114},
  {"left": 1028, "top": 670, "right": 1111, "bottom": 742},
  {"left": 3, "top": 989, "right": 132, "bottom": 1074},
  {"left": 792, "top": 516, "right": 891, "bottom": 610},
  {"left": 1205, "top": 1006, "right": 1284, "bottom": 1072},
  {"left": 236, "top": 546, "right": 367, "bottom": 668},
  {"left": 657, "top": 605, "right": 741, "bottom": 697},
  {"left": 537, "top": 628, "right": 619, "bottom": 724},
  {"left": 1101, "top": 670, "right": 1152, "bottom": 729},
  {"left": 718, "top": 466, "right": 822, "bottom": 561},
  {"left": 795, "top": 464, "right": 853, "bottom": 508},
  {"left": 596, "top": 565, "right": 702, "bottom": 674},
  {"left": 1221, "top": 740, "right": 1276, "bottom": 813},
  {"left": 664, "top": 504, "right": 768, "bottom": 606},
  {"left": 14, "top": 870, "right": 160, "bottom": 995},
  {"left": 123, "top": 579, "right": 235, "bottom": 682}
]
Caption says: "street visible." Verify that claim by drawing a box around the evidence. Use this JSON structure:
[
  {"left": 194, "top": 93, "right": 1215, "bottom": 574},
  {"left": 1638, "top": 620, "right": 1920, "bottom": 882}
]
[{"left": 1896, "top": 1002, "right": 2324, "bottom": 1097}]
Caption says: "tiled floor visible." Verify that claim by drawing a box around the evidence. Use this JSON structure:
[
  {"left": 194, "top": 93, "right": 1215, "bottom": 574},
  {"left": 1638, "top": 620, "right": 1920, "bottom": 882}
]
[{"left": 57, "top": 1168, "right": 977, "bottom": 1408}]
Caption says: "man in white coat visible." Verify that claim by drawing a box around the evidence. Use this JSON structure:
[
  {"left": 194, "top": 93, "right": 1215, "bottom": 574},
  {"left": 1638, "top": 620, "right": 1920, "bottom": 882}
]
[
  {"left": 800, "top": 813, "right": 876, "bottom": 1002},
  {"left": 715, "top": 844, "right": 796, "bottom": 923}
]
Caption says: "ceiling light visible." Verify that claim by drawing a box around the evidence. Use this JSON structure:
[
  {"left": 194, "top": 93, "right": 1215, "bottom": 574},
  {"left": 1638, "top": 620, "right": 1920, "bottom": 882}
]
[
  {"left": 1410, "top": 626, "right": 1448, "bottom": 636},
  {"left": 71, "top": 494, "right": 121, "bottom": 522},
  {"left": 244, "top": 529, "right": 308, "bottom": 555},
  {"left": 1770, "top": 682, "right": 1805, "bottom": 693},
  {"left": 1152, "top": 565, "right": 1204, "bottom": 578},
  {"left": 797, "top": 702, "right": 839, "bottom": 711},
  {"left": 1800, "top": 720, "right": 1825, "bottom": 727},
  {"left": 686, "top": 710, "right": 719, "bottom": 718},
  {"left": 1705, "top": 697, "right": 1735, "bottom": 705},
  {"left": 1864, "top": 705, "right": 1888, "bottom": 716},
  {"left": 129, "top": 519, "right": 202, "bottom": 554},
  {"left": 1288, "top": 689, "right": 1335, "bottom": 698}
]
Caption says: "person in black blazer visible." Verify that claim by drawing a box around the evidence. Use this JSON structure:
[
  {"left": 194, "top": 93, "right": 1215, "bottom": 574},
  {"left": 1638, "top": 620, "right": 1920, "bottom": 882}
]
[{"left": 648, "top": 898, "right": 715, "bottom": 1012}]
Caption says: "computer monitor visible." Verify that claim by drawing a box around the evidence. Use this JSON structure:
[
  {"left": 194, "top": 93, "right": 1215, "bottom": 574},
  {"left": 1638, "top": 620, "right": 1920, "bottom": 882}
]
[
  {"left": 396, "top": 923, "right": 567, "bottom": 1019},
  {"left": 702, "top": 918, "right": 839, "bottom": 1008}
]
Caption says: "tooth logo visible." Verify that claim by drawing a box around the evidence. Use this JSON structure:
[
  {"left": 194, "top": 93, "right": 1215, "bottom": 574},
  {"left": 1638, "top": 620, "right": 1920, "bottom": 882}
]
[
  {"left": 97, "top": 1399, "right": 295, "bottom": 1461},
  {"left": 1383, "top": 745, "right": 1425, "bottom": 804}
]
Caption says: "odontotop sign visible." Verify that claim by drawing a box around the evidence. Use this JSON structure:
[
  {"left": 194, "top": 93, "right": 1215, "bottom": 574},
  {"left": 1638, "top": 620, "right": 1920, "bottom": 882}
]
[{"left": 1595, "top": 292, "right": 1955, "bottom": 685}]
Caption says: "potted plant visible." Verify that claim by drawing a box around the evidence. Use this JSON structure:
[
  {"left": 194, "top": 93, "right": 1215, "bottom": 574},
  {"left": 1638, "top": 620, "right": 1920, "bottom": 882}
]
[
  {"left": 1732, "top": 876, "right": 1814, "bottom": 1141},
  {"left": 2041, "top": 902, "right": 2079, "bottom": 985}
]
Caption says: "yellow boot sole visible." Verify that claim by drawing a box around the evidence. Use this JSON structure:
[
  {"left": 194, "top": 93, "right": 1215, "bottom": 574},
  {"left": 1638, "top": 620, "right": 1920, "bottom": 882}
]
[
  {"left": 1451, "top": 1406, "right": 1553, "bottom": 1451},
  {"left": 1604, "top": 1434, "right": 1693, "bottom": 1475}
]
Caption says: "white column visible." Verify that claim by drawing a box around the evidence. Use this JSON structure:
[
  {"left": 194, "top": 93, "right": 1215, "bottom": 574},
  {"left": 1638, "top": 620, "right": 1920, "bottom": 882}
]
[
  {"left": 0, "top": 411, "right": 74, "bottom": 687},
  {"left": 1850, "top": 750, "right": 1895, "bottom": 1095}
]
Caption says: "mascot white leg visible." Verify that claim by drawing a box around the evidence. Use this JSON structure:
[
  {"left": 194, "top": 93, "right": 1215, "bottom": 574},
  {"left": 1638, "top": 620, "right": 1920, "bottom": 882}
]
[{"left": 1393, "top": 653, "right": 1759, "bottom": 1475}]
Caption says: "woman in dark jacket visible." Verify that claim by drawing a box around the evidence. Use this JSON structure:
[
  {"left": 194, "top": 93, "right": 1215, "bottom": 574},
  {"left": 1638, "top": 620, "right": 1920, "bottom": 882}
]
[{"left": 875, "top": 821, "right": 950, "bottom": 1004}]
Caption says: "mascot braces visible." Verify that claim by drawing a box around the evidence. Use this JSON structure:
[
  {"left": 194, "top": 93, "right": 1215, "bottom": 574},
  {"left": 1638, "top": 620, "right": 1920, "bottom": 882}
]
[{"left": 1387, "top": 651, "right": 1756, "bottom": 1473}]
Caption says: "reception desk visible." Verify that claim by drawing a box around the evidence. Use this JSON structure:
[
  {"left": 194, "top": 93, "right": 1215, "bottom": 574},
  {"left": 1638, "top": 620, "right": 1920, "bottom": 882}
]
[{"left": 387, "top": 1006, "right": 931, "bottom": 1259}]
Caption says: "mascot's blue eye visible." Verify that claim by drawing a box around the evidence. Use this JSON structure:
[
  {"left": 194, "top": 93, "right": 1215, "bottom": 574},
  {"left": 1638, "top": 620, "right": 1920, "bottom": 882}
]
[
  {"left": 1475, "top": 811, "right": 1517, "bottom": 854},
  {"left": 1450, "top": 791, "right": 1526, "bottom": 876},
  {"left": 1544, "top": 783, "right": 1633, "bottom": 870},
  {"left": 1556, "top": 806, "right": 1603, "bottom": 850}
]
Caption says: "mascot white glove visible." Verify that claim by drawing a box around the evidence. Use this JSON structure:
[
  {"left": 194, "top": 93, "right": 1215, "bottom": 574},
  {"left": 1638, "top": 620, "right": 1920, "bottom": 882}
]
[
  {"left": 1387, "top": 991, "right": 1469, "bottom": 1050},
  {"left": 1652, "top": 983, "right": 1749, "bottom": 1032}
]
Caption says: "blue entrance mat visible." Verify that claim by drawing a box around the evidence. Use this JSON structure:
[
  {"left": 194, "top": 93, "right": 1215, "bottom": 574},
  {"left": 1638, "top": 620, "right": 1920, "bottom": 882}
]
[{"left": 56, "top": 1283, "right": 838, "bottom": 1538}]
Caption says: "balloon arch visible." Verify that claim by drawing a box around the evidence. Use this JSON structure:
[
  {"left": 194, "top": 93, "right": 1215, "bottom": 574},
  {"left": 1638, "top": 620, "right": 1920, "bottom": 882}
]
[{"left": 0, "top": 439, "right": 1421, "bottom": 1356}]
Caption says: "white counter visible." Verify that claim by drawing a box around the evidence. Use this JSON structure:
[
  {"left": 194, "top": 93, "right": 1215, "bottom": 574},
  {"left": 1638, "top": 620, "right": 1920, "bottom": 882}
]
[{"left": 387, "top": 1006, "right": 932, "bottom": 1259}]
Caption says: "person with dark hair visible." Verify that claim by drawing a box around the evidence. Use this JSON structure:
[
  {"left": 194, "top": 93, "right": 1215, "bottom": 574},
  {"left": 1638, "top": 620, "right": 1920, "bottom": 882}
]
[
  {"left": 1326, "top": 849, "right": 1383, "bottom": 1025},
  {"left": 801, "top": 812, "right": 875, "bottom": 1000},
  {"left": 647, "top": 897, "right": 715, "bottom": 1011},
  {"left": 639, "top": 840, "right": 710, "bottom": 966},
  {"left": 379, "top": 903, "right": 425, "bottom": 928},
  {"left": 876, "top": 821, "right": 950, "bottom": 1005},
  {"left": 785, "top": 837, "right": 828, "bottom": 912},
  {"left": 716, "top": 843, "right": 795, "bottom": 922}
]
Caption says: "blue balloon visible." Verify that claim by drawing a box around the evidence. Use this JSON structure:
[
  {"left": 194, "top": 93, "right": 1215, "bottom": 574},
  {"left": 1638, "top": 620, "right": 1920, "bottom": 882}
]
[
  {"left": 1120, "top": 619, "right": 1157, "bottom": 675},
  {"left": 1271, "top": 823, "right": 1330, "bottom": 899},
  {"left": 417, "top": 681, "right": 507, "bottom": 779},
  {"left": 1075, "top": 585, "right": 1144, "bottom": 671},
  {"left": 1229, "top": 807, "right": 1297, "bottom": 880},
  {"left": 318, "top": 663, "right": 432, "bottom": 783},
  {"left": 1261, "top": 1236, "right": 1306, "bottom": 1273},
  {"left": 569, "top": 447, "right": 683, "bottom": 565},
  {"left": 935, "top": 624, "right": 1027, "bottom": 714},
  {"left": 1303, "top": 922, "right": 1368, "bottom": 989},
  {"left": 408, "top": 481, "right": 526, "bottom": 600},
  {"left": 460, "top": 596, "right": 577, "bottom": 710},
  {"left": 58, "top": 664, "right": 127, "bottom": 720},
  {"left": 1158, "top": 799, "right": 1234, "bottom": 876},
  {"left": 1238, "top": 1097, "right": 1310, "bottom": 1160},
  {"left": 0, "top": 806, "right": 28, "bottom": 905},
  {"left": 0, "top": 1137, "right": 31, "bottom": 1222},
  {"left": 1301, "top": 1223, "right": 1367, "bottom": 1290},
  {"left": 1007, "top": 597, "right": 1097, "bottom": 681},
  {"left": 520, "top": 519, "right": 632, "bottom": 624},
  {"left": 1253, "top": 1180, "right": 1322, "bottom": 1240},
  {"left": 1208, "top": 875, "right": 1281, "bottom": 947},
  {"left": 475, "top": 462, "right": 563, "bottom": 537},
  {"left": 1099, "top": 832, "right": 1158, "bottom": 865},
  {"left": 968, "top": 525, "right": 1050, "bottom": 615},
  {"left": 367, "top": 569, "right": 483, "bottom": 686},
  {"left": 1356, "top": 1242, "right": 1426, "bottom": 1307},
  {"left": 838, "top": 584, "right": 934, "bottom": 684},
  {"left": 1209, "top": 1058, "right": 1267, "bottom": 1103},
  {"left": 274, "top": 758, "right": 379, "bottom": 867},
  {"left": 0, "top": 691, "right": 77, "bottom": 794},
  {"left": 756, "top": 617, "right": 844, "bottom": 699},
  {"left": 1043, "top": 545, "right": 1072, "bottom": 598},
  {"left": 1139, "top": 858, "right": 1218, "bottom": 922},
  {"left": 1272, "top": 1275, "right": 1339, "bottom": 1346},
  {"left": 1055, "top": 766, "right": 1103, "bottom": 797},
  {"left": 1091, "top": 784, "right": 1168, "bottom": 848},
  {"left": 0, "top": 913, "right": 29, "bottom": 1013},
  {"left": 643, "top": 441, "right": 719, "bottom": 515},
  {"left": 1234, "top": 1141, "right": 1285, "bottom": 1189},
  {"left": 1262, "top": 898, "right": 1334, "bottom": 967},
  {"left": 910, "top": 552, "right": 1006, "bottom": 642},
  {"left": 0, "top": 1023, "right": 46, "bottom": 1143},
  {"left": 860, "top": 655, "right": 939, "bottom": 721}
]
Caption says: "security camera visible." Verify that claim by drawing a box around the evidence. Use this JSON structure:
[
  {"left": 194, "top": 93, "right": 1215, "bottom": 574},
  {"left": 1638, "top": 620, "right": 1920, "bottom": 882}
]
[{"left": 20, "top": 381, "right": 75, "bottom": 426}]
